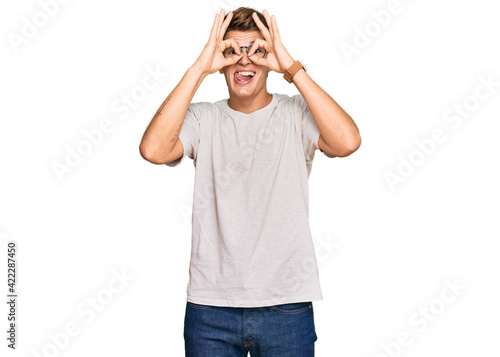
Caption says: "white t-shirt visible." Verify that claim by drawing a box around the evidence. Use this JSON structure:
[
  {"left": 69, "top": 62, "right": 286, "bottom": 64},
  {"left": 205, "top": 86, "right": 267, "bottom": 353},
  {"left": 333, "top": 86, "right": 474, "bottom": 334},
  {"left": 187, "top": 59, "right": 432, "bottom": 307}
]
[{"left": 166, "top": 92, "right": 335, "bottom": 307}]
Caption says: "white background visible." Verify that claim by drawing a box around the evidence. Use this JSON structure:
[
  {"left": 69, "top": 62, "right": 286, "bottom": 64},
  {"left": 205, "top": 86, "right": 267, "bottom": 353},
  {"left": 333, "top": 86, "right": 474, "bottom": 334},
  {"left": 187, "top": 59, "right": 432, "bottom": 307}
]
[{"left": 1, "top": 0, "right": 499, "bottom": 356}]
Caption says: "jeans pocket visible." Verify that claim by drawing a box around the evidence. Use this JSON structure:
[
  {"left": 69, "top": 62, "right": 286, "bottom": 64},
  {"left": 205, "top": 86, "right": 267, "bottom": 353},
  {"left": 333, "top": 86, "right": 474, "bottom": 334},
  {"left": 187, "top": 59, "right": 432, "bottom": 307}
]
[
  {"left": 272, "top": 301, "right": 312, "bottom": 314},
  {"left": 187, "top": 301, "right": 211, "bottom": 310}
]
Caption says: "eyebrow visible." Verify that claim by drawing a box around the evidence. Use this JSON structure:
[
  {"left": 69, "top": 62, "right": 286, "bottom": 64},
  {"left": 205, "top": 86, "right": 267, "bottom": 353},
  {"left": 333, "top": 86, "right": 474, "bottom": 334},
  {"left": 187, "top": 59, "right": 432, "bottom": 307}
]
[{"left": 237, "top": 41, "right": 255, "bottom": 47}]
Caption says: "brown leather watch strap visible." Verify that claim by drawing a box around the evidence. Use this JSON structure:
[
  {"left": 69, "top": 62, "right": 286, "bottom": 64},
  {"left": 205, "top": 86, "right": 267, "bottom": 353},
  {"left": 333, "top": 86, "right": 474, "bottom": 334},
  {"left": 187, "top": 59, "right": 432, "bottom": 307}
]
[{"left": 283, "top": 61, "right": 304, "bottom": 83}]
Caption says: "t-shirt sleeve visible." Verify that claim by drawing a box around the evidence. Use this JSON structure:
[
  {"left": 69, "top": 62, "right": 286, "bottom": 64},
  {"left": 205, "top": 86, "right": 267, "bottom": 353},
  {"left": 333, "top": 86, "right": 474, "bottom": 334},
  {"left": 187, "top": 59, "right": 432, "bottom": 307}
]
[
  {"left": 165, "top": 103, "right": 201, "bottom": 167},
  {"left": 292, "top": 94, "right": 335, "bottom": 163}
]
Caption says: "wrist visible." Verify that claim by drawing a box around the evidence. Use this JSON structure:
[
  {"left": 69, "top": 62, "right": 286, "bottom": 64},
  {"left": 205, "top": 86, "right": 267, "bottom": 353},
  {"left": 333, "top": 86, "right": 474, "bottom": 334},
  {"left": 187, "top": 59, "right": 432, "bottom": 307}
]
[
  {"left": 189, "top": 62, "right": 210, "bottom": 78},
  {"left": 283, "top": 58, "right": 295, "bottom": 72},
  {"left": 283, "top": 60, "right": 306, "bottom": 83},
  {"left": 280, "top": 56, "right": 295, "bottom": 73}
]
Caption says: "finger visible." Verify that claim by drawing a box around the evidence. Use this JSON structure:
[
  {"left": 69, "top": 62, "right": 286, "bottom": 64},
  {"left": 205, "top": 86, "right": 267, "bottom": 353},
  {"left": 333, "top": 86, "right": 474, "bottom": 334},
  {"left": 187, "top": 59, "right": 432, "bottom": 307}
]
[
  {"left": 248, "top": 38, "right": 268, "bottom": 56},
  {"left": 221, "top": 38, "right": 242, "bottom": 55},
  {"left": 248, "top": 55, "right": 266, "bottom": 67},
  {"left": 271, "top": 14, "right": 281, "bottom": 40},
  {"left": 218, "top": 10, "right": 233, "bottom": 40},
  {"left": 216, "top": 12, "right": 224, "bottom": 38},
  {"left": 217, "top": 9, "right": 225, "bottom": 38},
  {"left": 252, "top": 12, "right": 271, "bottom": 40},
  {"left": 208, "top": 13, "right": 220, "bottom": 43},
  {"left": 262, "top": 9, "right": 274, "bottom": 37},
  {"left": 253, "top": 11, "right": 271, "bottom": 39},
  {"left": 224, "top": 55, "right": 244, "bottom": 67}
]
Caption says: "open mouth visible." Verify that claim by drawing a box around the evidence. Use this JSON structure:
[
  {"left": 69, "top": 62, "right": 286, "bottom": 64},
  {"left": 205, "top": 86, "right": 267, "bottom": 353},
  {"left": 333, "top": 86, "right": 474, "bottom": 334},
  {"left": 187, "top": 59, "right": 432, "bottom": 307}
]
[{"left": 234, "top": 71, "right": 256, "bottom": 85}]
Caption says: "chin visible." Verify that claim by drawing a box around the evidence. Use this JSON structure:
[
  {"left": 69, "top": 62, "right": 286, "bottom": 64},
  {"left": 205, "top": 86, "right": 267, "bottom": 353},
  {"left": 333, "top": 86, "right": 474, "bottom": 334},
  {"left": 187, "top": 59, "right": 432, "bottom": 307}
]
[{"left": 230, "top": 87, "right": 256, "bottom": 98}]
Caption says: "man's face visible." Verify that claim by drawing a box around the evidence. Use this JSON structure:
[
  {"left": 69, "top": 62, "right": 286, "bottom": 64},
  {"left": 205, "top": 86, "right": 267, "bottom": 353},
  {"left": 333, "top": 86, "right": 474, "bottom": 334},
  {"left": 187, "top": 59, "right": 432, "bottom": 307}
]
[{"left": 219, "top": 30, "right": 268, "bottom": 99}]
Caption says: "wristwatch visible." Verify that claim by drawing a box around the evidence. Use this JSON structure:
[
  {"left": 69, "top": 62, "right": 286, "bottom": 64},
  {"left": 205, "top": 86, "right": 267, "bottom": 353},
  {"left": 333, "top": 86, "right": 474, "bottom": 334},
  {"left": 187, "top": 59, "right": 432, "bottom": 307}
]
[{"left": 284, "top": 60, "right": 307, "bottom": 83}]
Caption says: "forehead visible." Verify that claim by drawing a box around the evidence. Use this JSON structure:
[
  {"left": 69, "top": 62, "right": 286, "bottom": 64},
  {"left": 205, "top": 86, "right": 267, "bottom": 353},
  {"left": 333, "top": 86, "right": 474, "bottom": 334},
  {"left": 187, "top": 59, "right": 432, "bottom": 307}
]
[{"left": 224, "top": 30, "right": 264, "bottom": 44}]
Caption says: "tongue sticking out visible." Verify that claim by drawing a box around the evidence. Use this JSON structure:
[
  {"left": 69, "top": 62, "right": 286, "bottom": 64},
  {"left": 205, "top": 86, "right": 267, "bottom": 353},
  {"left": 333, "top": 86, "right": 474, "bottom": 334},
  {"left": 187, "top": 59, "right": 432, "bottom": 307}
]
[{"left": 235, "top": 72, "right": 254, "bottom": 83}]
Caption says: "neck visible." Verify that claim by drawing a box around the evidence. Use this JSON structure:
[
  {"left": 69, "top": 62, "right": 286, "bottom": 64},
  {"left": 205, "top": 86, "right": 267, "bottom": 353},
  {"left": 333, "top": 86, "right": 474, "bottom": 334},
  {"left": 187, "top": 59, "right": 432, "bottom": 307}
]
[{"left": 227, "top": 89, "right": 273, "bottom": 114}]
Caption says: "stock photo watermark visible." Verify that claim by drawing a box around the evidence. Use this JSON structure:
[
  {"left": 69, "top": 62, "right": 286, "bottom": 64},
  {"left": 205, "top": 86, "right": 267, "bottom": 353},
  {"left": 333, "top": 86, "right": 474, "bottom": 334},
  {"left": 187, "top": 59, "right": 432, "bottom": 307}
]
[
  {"left": 340, "top": 0, "right": 416, "bottom": 64},
  {"left": 371, "top": 277, "right": 466, "bottom": 357},
  {"left": 6, "top": 238, "right": 19, "bottom": 349},
  {"left": 51, "top": 65, "right": 169, "bottom": 182},
  {"left": 260, "top": 232, "right": 342, "bottom": 307},
  {"left": 2, "top": 233, "right": 19, "bottom": 350},
  {"left": 384, "top": 73, "right": 499, "bottom": 192},
  {"left": 191, "top": 115, "right": 287, "bottom": 216},
  {"left": 30, "top": 266, "right": 133, "bottom": 357},
  {"left": 212, "top": 0, "right": 243, "bottom": 12},
  {"left": 7, "top": 0, "right": 72, "bottom": 54},
  {"left": 313, "top": 232, "right": 342, "bottom": 265},
  {"left": 6, "top": 0, "right": 241, "bottom": 54}
]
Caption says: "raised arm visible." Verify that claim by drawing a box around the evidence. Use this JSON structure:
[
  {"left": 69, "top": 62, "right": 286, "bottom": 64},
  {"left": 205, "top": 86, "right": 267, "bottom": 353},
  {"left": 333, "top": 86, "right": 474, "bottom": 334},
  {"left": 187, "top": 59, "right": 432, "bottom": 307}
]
[
  {"left": 139, "top": 9, "right": 243, "bottom": 164},
  {"left": 249, "top": 10, "right": 361, "bottom": 157}
]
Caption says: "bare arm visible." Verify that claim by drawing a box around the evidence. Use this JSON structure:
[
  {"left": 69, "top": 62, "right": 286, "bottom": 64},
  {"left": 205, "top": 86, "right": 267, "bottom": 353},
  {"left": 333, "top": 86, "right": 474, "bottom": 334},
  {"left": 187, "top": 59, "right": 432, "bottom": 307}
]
[
  {"left": 139, "top": 66, "right": 207, "bottom": 164},
  {"left": 139, "top": 9, "right": 242, "bottom": 165},
  {"left": 250, "top": 10, "right": 361, "bottom": 157},
  {"left": 289, "top": 68, "right": 361, "bottom": 157}
]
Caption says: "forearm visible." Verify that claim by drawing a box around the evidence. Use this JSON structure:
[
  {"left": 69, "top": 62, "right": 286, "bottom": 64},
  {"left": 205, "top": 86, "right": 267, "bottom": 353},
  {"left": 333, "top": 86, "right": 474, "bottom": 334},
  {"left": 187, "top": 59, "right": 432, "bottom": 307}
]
[
  {"left": 292, "top": 68, "right": 361, "bottom": 156},
  {"left": 249, "top": 9, "right": 360, "bottom": 156},
  {"left": 139, "top": 64, "right": 207, "bottom": 162}
]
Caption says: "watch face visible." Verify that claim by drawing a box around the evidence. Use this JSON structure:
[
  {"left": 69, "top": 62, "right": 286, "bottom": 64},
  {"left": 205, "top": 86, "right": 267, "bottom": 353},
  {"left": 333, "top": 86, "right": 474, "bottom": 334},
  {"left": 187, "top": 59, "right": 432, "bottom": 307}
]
[{"left": 299, "top": 60, "right": 307, "bottom": 72}]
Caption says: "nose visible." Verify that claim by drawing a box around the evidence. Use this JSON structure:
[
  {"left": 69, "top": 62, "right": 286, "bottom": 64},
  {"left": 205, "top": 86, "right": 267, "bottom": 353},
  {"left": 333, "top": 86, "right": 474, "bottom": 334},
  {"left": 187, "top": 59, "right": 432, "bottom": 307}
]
[{"left": 237, "top": 49, "right": 251, "bottom": 65}]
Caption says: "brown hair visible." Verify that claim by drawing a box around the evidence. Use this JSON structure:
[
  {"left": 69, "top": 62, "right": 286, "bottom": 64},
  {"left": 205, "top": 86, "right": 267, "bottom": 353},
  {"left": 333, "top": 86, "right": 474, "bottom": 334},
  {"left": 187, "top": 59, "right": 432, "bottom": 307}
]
[{"left": 223, "top": 7, "right": 269, "bottom": 37}]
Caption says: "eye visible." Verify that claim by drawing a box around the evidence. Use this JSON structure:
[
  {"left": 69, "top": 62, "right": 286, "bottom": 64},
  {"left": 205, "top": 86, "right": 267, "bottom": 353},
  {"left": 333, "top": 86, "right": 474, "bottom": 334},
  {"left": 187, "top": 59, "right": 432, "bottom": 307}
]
[
  {"left": 228, "top": 49, "right": 236, "bottom": 55},
  {"left": 254, "top": 48, "right": 261, "bottom": 53}
]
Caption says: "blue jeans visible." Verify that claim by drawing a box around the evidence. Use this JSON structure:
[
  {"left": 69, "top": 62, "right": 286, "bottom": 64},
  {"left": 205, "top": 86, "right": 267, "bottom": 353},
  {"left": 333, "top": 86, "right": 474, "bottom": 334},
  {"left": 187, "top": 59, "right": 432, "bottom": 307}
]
[{"left": 184, "top": 301, "right": 317, "bottom": 356}]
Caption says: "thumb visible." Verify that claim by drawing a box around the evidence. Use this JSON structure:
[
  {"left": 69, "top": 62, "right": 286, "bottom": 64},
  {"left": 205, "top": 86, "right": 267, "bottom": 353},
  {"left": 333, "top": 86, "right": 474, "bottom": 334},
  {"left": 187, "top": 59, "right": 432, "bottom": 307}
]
[
  {"left": 249, "top": 55, "right": 266, "bottom": 67},
  {"left": 223, "top": 54, "right": 243, "bottom": 67}
]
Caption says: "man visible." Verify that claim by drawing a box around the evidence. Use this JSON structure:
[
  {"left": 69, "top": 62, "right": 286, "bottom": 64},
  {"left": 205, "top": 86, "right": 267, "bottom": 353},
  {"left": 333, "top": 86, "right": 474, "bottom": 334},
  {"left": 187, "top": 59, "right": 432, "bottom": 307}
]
[{"left": 139, "top": 7, "right": 361, "bottom": 356}]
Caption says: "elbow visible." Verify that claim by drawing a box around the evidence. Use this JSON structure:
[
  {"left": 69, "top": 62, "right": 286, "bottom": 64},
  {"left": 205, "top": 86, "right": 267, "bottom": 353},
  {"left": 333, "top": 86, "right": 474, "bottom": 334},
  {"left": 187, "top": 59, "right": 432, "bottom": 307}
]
[
  {"left": 337, "top": 133, "right": 362, "bottom": 157},
  {"left": 139, "top": 143, "right": 167, "bottom": 165},
  {"left": 350, "top": 133, "right": 362, "bottom": 153}
]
